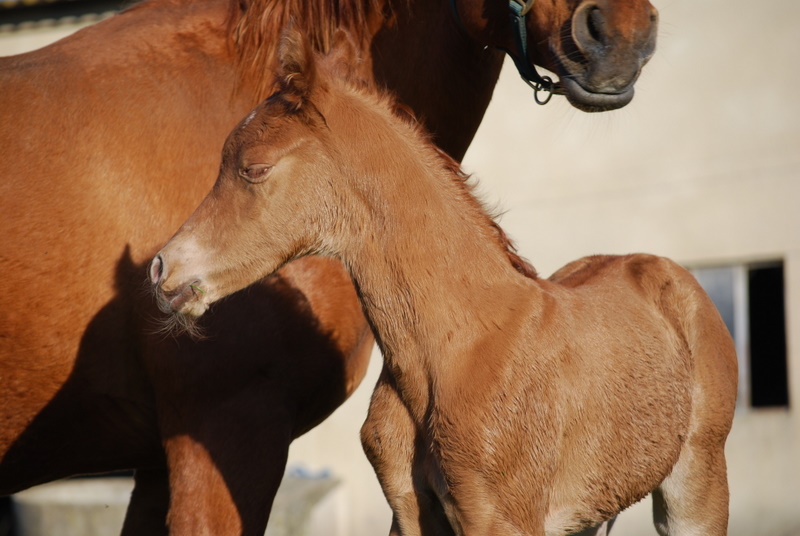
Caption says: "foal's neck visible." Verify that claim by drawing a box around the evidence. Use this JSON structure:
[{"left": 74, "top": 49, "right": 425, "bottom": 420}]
[{"left": 329, "top": 99, "right": 535, "bottom": 392}]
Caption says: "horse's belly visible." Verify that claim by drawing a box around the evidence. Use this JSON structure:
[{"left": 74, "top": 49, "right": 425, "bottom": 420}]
[{"left": 542, "top": 400, "right": 688, "bottom": 534}]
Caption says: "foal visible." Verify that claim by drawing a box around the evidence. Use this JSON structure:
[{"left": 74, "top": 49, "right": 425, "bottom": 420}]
[{"left": 151, "top": 35, "right": 738, "bottom": 536}]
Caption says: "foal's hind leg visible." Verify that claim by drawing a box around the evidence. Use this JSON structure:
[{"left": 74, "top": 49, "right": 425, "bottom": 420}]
[
  {"left": 649, "top": 264, "right": 737, "bottom": 536},
  {"left": 651, "top": 440, "right": 729, "bottom": 535}
]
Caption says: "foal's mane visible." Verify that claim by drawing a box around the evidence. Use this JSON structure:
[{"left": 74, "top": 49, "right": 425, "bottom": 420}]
[
  {"left": 387, "top": 101, "right": 538, "bottom": 280},
  {"left": 432, "top": 144, "right": 538, "bottom": 280},
  {"left": 227, "top": 0, "right": 389, "bottom": 98}
]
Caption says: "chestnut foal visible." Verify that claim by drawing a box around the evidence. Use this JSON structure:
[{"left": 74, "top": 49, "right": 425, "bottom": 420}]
[{"left": 151, "top": 35, "right": 738, "bottom": 536}]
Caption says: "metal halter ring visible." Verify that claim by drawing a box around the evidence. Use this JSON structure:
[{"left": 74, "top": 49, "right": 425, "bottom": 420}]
[
  {"left": 524, "top": 75, "right": 555, "bottom": 105},
  {"left": 508, "top": 0, "right": 560, "bottom": 105}
]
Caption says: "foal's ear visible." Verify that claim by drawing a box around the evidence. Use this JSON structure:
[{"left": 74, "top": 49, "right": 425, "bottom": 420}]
[{"left": 277, "top": 25, "right": 316, "bottom": 110}]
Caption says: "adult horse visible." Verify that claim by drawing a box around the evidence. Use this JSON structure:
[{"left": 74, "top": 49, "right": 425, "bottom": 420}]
[{"left": 0, "top": 0, "right": 658, "bottom": 534}]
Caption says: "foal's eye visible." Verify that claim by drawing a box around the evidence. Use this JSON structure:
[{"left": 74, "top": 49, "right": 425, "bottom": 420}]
[{"left": 239, "top": 164, "right": 273, "bottom": 183}]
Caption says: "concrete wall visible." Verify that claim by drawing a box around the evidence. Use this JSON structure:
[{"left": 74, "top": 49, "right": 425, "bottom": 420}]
[{"left": 3, "top": 0, "right": 797, "bottom": 534}]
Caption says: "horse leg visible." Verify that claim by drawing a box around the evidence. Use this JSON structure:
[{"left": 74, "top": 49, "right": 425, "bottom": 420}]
[
  {"left": 362, "top": 369, "right": 421, "bottom": 536},
  {"left": 651, "top": 440, "right": 729, "bottom": 536},
  {"left": 162, "top": 434, "right": 247, "bottom": 536},
  {"left": 121, "top": 467, "right": 170, "bottom": 536},
  {"left": 649, "top": 271, "right": 736, "bottom": 536},
  {"left": 143, "top": 263, "right": 370, "bottom": 535},
  {"left": 161, "top": 418, "right": 291, "bottom": 536},
  {"left": 362, "top": 367, "right": 454, "bottom": 536},
  {"left": 144, "top": 346, "right": 291, "bottom": 535}
]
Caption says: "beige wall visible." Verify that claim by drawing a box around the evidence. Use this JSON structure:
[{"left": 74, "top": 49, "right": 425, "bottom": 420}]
[
  {"left": 3, "top": 0, "right": 798, "bottom": 533},
  {"left": 0, "top": 14, "right": 112, "bottom": 56}
]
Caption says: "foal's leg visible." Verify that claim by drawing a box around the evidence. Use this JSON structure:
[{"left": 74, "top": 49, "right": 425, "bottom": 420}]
[
  {"left": 650, "top": 273, "right": 736, "bottom": 536},
  {"left": 362, "top": 367, "right": 454, "bottom": 536},
  {"left": 651, "top": 441, "right": 729, "bottom": 536},
  {"left": 362, "top": 368, "right": 421, "bottom": 536}
]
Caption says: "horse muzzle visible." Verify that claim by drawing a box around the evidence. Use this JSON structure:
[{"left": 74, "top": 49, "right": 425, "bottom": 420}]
[
  {"left": 149, "top": 254, "right": 209, "bottom": 317},
  {"left": 556, "top": 0, "right": 658, "bottom": 112}
]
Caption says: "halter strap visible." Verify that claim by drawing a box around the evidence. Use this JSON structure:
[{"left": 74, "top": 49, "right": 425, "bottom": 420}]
[
  {"left": 449, "top": 0, "right": 558, "bottom": 105},
  {"left": 507, "top": 0, "right": 556, "bottom": 104},
  {"left": 510, "top": 0, "right": 535, "bottom": 17}
]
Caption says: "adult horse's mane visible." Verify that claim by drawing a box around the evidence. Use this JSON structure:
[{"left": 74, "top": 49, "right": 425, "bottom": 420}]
[{"left": 228, "top": 0, "right": 389, "bottom": 97}]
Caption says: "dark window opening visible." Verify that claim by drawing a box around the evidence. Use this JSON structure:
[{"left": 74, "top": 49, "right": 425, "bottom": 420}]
[{"left": 748, "top": 264, "right": 789, "bottom": 408}]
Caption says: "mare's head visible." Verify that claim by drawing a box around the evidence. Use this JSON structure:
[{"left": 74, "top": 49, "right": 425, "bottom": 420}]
[
  {"left": 454, "top": 0, "right": 658, "bottom": 110},
  {"left": 149, "top": 31, "right": 385, "bottom": 319}
]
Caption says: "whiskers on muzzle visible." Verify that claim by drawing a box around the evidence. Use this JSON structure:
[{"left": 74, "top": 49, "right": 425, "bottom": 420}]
[
  {"left": 148, "top": 283, "right": 208, "bottom": 340},
  {"left": 150, "top": 306, "right": 207, "bottom": 340}
]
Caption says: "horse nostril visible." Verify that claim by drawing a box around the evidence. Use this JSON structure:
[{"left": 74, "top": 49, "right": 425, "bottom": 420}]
[
  {"left": 586, "top": 7, "right": 604, "bottom": 44},
  {"left": 573, "top": 2, "right": 607, "bottom": 57},
  {"left": 149, "top": 255, "right": 164, "bottom": 286}
]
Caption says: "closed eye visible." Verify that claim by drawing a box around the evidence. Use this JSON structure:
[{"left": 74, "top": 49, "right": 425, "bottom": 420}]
[{"left": 239, "top": 164, "right": 273, "bottom": 183}]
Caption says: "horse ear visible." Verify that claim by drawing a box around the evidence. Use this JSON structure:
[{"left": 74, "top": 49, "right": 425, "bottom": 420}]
[
  {"left": 324, "top": 29, "right": 371, "bottom": 87},
  {"left": 277, "top": 24, "right": 316, "bottom": 110}
]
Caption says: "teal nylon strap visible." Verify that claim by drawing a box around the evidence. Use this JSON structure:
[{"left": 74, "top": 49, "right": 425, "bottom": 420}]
[
  {"left": 449, "top": 0, "right": 556, "bottom": 104},
  {"left": 508, "top": 0, "right": 556, "bottom": 104}
]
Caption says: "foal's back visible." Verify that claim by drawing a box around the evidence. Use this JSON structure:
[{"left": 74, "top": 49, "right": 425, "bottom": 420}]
[{"left": 536, "top": 253, "right": 737, "bottom": 531}]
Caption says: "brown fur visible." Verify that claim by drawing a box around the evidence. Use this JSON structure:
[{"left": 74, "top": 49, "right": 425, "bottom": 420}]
[
  {"left": 228, "top": 0, "right": 386, "bottom": 98},
  {"left": 1, "top": 0, "right": 656, "bottom": 533},
  {"left": 153, "top": 37, "right": 737, "bottom": 536}
]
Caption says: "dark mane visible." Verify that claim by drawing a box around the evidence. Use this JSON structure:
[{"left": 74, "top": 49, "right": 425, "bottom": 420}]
[{"left": 227, "top": 0, "right": 389, "bottom": 98}]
